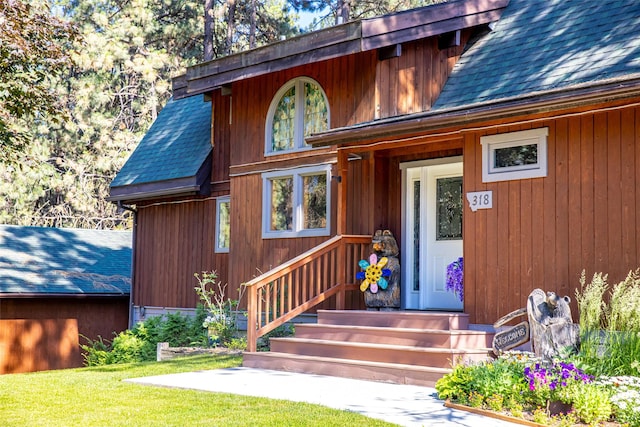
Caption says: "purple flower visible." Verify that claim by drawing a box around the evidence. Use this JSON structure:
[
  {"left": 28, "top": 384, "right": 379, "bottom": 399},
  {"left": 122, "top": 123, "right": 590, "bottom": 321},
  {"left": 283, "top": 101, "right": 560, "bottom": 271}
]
[
  {"left": 445, "top": 257, "right": 464, "bottom": 301},
  {"left": 523, "top": 361, "right": 591, "bottom": 402}
]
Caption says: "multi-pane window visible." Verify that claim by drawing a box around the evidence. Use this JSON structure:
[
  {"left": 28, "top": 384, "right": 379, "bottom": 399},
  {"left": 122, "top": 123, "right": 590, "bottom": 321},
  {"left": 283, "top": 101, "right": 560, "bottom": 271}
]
[
  {"left": 262, "top": 165, "right": 330, "bottom": 238},
  {"left": 481, "top": 128, "right": 548, "bottom": 182},
  {"left": 266, "top": 78, "right": 329, "bottom": 154},
  {"left": 215, "top": 197, "right": 230, "bottom": 253}
]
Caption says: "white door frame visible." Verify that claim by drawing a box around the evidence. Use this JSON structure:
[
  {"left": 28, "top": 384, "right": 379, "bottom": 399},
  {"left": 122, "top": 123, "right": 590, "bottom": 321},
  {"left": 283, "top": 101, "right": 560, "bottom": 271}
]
[{"left": 401, "top": 156, "right": 463, "bottom": 310}]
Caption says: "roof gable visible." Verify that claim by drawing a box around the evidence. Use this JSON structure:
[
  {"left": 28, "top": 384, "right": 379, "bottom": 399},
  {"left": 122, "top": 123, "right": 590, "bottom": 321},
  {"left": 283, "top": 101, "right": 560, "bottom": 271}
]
[
  {"left": 434, "top": 0, "right": 640, "bottom": 110},
  {"left": 109, "top": 94, "right": 212, "bottom": 202},
  {"left": 0, "top": 225, "right": 132, "bottom": 296},
  {"left": 176, "top": 0, "right": 509, "bottom": 98}
]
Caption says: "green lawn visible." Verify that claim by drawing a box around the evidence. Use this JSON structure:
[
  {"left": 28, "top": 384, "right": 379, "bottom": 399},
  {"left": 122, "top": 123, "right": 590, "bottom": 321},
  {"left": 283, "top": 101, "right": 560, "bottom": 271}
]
[{"left": 0, "top": 355, "right": 395, "bottom": 426}]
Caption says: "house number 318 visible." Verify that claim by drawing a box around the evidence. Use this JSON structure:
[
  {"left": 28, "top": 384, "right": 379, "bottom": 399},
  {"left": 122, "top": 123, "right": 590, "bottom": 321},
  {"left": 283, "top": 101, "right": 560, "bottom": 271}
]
[{"left": 466, "top": 191, "right": 493, "bottom": 212}]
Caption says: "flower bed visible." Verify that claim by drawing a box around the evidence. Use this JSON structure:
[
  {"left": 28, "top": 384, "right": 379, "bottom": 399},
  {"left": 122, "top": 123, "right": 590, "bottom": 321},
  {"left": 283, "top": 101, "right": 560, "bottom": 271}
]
[{"left": 435, "top": 351, "right": 640, "bottom": 426}]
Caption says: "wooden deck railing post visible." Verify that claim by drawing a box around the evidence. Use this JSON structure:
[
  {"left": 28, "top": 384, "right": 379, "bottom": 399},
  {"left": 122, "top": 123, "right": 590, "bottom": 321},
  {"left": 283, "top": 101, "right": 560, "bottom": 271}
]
[
  {"left": 247, "top": 286, "right": 258, "bottom": 352},
  {"left": 336, "top": 240, "right": 346, "bottom": 310}
]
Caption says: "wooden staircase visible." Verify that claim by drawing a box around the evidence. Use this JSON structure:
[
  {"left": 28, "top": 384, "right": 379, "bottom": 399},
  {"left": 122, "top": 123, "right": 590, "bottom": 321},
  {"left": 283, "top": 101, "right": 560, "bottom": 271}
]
[{"left": 242, "top": 309, "right": 495, "bottom": 387}]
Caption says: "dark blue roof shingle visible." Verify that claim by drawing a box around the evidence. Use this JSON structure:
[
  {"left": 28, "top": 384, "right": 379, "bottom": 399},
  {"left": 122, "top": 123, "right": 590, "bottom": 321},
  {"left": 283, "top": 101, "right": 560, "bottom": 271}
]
[
  {"left": 434, "top": 0, "right": 640, "bottom": 110},
  {"left": 111, "top": 94, "right": 212, "bottom": 188},
  {"left": 0, "top": 225, "right": 132, "bottom": 296}
]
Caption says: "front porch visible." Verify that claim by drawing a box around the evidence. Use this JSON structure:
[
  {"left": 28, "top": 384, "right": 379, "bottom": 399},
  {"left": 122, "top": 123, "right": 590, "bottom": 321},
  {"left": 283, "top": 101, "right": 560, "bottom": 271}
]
[{"left": 242, "top": 235, "right": 494, "bottom": 386}]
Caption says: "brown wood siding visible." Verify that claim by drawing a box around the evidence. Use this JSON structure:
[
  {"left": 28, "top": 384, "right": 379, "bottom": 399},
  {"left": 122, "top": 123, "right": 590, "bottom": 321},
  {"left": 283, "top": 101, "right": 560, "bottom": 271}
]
[
  {"left": 0, "top": 298, "right": 129, "bottom": 372},
  {"left": 134, "top": 198, "right": 228, "bottom": 307},
  {"left": 0, "top": 297, "right": 128, "bottom": 343},
  {"left": 345, "top": 146, "right": 463, "bottom": 241},
  {"left": 131, "top": 30, "right": 478, "bottom": 314},
  {"left": 463, "top": 106, "right": 640, "bottom": 324},
  {"left": 0, "top": 319, "right": 80, "bottom": 374},
  {"left": 212, "top": 91, "right": 231, "bottom": 188},
  {"left": 229, "top": 51, "right": 378, "bottom": 167},
  {"left": 228, "top": 173, "right": 337, "bottom": 303},
  {"left": 375, "top": 31, "right": 470, "bottom": 119}
]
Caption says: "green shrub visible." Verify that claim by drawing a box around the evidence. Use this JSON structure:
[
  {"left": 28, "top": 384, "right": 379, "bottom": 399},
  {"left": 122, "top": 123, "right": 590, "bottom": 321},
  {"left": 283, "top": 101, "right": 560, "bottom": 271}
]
[
  {"left": 195, "top": 270, "right": 246, "bottom": 347},
  {"left": 80, "top": 335, "right": 112, "bottom": 366},
  {"left": 80, "top": 311, "right": 209, "bottom": 366},
  {"left": 109, "top": 330, "right": 147, "bottom": 363},
  {"left": 576, "top": 269, "right": 640, "bottom": 376},
  {"left": 435, "top": 363, "right": 474, "bottom": 401},
  {"left": 532, "top": 407, "right": 549, "bottom": 425},
  {"left": 485, "top": 394, "right": 503, "bottom": 412},
  {"left": 227, "top": 336, "right": 247, "bottom": 351},
  {"left": 571, "top": 383, "right": 612, "bottom": 424},
  {"left": 469, "top": 357, "right": 527, "bottom": 403}
]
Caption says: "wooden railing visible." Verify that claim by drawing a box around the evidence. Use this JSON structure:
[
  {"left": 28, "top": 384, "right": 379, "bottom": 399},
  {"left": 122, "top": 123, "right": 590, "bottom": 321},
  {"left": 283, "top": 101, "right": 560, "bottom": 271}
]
[{"left": 244, "top": 235, "right": 371, "bottom": 352}]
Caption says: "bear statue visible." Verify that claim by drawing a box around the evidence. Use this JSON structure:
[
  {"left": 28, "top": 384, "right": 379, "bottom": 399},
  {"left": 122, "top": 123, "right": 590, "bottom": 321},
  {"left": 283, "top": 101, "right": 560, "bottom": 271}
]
[
  {"left": 362, "top": 230, "right": 401, "bottom": 311},
  {"left": 527, "top": 288, "right": 580, "bottom": 360}
]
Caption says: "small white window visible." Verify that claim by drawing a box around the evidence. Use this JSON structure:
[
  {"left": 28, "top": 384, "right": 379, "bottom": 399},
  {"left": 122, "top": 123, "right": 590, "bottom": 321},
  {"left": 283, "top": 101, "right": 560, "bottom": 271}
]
[
  {"left": 481, "top": 128, "right": 548, "bottom": 182},
  {"left": 265, "top": 77, "right": 329, "bottom": 155},
  {"left": 215, "top": 197, "right": 230, "bottom": 253},
  {"left": 262, "top": 165, "right": 331, "bottom": 238}
]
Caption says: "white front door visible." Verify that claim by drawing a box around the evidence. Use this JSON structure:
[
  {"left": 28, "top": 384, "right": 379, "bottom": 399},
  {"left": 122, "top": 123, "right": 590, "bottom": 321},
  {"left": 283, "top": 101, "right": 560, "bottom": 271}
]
[{"left": 403, "top": 161, "right": 464, "bottom": 310}]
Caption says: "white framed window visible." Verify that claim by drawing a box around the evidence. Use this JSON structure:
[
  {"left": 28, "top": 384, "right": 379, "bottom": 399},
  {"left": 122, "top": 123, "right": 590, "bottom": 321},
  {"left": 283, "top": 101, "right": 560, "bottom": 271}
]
[
  {"left": 481, "top": 127, "right": 548, "bottom": 182},
  {"left": 262, "top": 165, "right": 331, "bottom": 238},
  {"left": 265, "top": 77, "right": 329, "bottom": 155},
  {"left": 215, "top": 197, "right": 230, "bottom": 253}
]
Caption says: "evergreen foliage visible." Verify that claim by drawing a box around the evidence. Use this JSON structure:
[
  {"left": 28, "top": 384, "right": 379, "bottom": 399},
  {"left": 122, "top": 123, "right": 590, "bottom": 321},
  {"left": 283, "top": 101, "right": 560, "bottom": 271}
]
[{"left": 2, "top": 0, "right": 440, "bottom": 228}]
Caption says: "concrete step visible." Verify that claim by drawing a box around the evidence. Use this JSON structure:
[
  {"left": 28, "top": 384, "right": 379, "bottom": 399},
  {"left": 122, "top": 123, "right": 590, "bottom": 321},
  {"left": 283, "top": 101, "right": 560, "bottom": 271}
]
[
  {"left": 294, "top": 323, "right": 494, "bottom": 348},
  {"left": 317, "top": 309, "right": 469, "bottom": 330},
  {"left": 269, "top": 337, "right": 492, "bottom": 368},
  {"left": 242, "top": 351, "right": 452, "bottom": 387}
]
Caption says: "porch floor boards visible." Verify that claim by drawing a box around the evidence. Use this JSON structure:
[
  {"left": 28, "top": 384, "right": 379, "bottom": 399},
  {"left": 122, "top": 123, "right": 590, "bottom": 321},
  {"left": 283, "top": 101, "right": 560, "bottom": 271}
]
[{"left": 242, "top": 310, "right": 494, "bottom": 387}]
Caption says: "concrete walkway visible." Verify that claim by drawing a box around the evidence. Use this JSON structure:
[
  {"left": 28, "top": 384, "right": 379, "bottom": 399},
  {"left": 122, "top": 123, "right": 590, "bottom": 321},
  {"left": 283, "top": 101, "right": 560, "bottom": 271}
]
[{"left": 127, "top": 367, "right": 523, "bottom": 426}]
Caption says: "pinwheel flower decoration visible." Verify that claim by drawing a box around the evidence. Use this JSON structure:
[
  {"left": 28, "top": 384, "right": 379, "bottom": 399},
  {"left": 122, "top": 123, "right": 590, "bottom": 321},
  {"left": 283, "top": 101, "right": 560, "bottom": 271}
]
[{"left": 356, "top": 253, "right": 392, "bottom": 293}]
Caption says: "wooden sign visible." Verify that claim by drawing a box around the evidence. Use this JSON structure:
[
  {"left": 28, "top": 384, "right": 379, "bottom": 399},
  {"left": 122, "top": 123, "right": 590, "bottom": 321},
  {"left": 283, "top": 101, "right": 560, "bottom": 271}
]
[
  {"left": 493, "top": 307, "right": 527, "bottom": 328},
  {"left": 492, "top": 321, "right": 530, "bottom": 355}
]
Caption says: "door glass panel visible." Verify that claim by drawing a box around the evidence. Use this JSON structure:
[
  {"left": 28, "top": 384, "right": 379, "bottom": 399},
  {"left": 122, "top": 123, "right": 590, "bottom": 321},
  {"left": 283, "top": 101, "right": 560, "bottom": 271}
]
[
  {"left": 412, "top": 180, "right": 420, "bottom": 291},
  {"left": 436, "top": 176, "right": 462, "bottom": 240}
]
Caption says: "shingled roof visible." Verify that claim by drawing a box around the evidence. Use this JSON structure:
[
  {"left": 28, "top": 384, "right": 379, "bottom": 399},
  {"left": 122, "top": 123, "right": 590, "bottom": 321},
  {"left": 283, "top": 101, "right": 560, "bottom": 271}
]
[
  {"left": 307, "top": 0, "right": 640, "bottom": 147},
  {"left": 109, "top": 94, "right": 212, "bottom": 202},
  {"left": 0, "top": 225, "right": 131, "bottom": 296},
  {"left": 433, "top": 0, "right": 640, "bottom": 110}
]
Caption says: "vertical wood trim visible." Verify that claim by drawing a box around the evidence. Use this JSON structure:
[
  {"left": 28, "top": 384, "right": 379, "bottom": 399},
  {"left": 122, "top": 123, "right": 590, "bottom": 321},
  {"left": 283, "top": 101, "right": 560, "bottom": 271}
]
[
  {"left": 607, "top": 110, "right": 623, "bottom": 273},
  {"left": 636, "top": 107, "right": 640, "bottom": 272},
  {"left": 580, "top": 115, "right": 595, "bottom": 273},
  {"left": 621, "top": 108, "right": 636, "bottom": 269},
  {"left": 593, "top": 112, "right": 608, "bottom": 270},
  {"left": 463, "top": 132, "right": 477, "bottom": 321},
  {"left": 337, "top": 151, "right": 348, "bottom": 235},
  {"left": 554, "top": 118, "right": 569, "bottom": 296},
  {"left": 567, "top": 116, "right": 582, "bottom": 293},
  {"left": 507, "top": 179, "right": 521, "bottom": 318},
  {"left": 543, "top": 120, "right": 557, "bottom": 294}
]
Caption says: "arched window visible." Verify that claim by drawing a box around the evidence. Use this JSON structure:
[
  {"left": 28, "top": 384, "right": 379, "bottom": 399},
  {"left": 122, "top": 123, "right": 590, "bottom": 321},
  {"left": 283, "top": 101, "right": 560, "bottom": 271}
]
[{"left": 266, "top": 77, "right": 329, "bottom": 154}]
